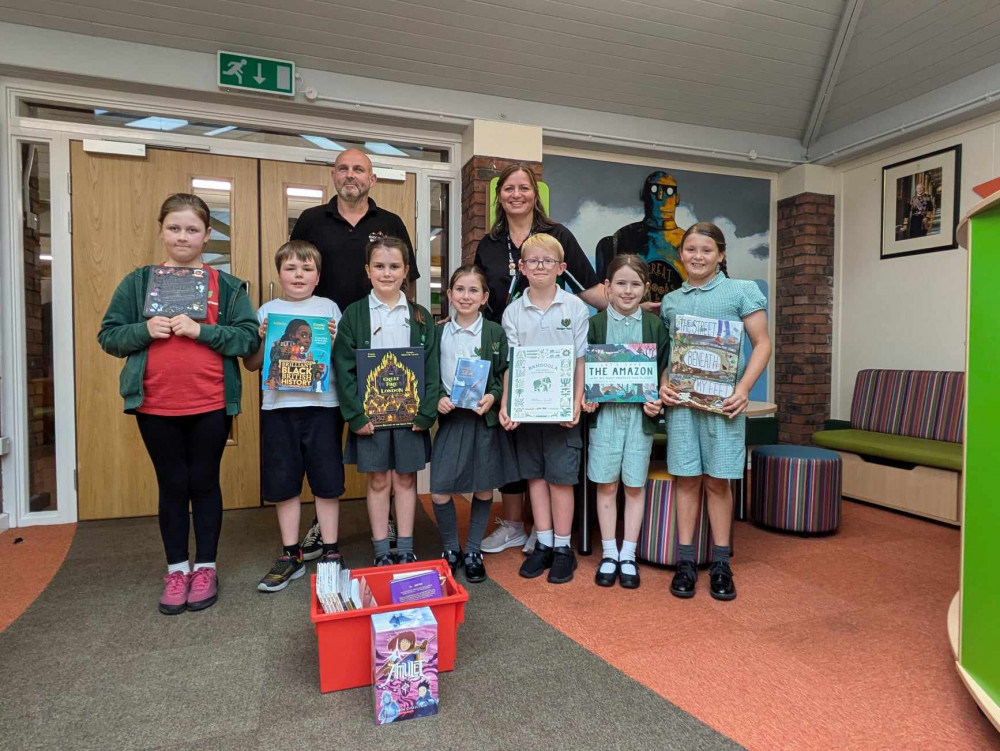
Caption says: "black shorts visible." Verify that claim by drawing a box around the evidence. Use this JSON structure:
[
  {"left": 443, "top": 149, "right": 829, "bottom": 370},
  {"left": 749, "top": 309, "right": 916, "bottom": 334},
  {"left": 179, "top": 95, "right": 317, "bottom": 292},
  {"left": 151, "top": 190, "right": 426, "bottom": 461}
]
[
  {"left": 261, "top": 407, "right": 345, "bottom": 502},
  {"left": 515, "top": 422, "right": 583, "bottom": 487}
]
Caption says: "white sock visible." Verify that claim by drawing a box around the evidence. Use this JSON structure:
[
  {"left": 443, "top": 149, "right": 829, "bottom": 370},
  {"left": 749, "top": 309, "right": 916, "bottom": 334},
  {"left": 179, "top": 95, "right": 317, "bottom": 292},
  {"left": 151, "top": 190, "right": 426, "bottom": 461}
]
[
  {"left": 553, "top": 533, "right": 571, "bottom": 549},
  {"left": 537, "top": 529, "right": 554, "bottom": 548},
  {"left": 193, "top": 562, "right": 216, "bottom": 571},
  {"left": 167, "top": 561, "right": 190, "bottom": 575},
  {"left": 599, "top": 539, "right": 618, "bottom": 574},
  {"left": 620, "top": 540, "right": 638, "bottom": 575}
]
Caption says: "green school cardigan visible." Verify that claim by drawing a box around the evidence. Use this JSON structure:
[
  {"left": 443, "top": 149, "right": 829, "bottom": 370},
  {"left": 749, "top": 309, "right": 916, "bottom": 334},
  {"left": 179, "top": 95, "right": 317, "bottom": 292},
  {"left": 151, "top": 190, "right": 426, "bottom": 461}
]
[{"left": 434, "top": 318, "right": 508, "bottom": 428}]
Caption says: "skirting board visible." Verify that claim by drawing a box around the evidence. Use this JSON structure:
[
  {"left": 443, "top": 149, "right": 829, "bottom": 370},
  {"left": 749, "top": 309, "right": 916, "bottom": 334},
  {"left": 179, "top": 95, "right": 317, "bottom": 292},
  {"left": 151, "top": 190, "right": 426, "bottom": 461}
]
[{"left": 0, "top": 513, "right": 8, "bottom": 533}]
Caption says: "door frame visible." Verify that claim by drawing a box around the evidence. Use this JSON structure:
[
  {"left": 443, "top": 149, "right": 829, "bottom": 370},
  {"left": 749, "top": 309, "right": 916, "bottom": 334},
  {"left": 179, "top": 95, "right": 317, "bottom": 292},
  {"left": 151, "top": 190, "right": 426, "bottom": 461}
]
[{"left": 1, "top": 77, "right": 463, "bottom": 527}]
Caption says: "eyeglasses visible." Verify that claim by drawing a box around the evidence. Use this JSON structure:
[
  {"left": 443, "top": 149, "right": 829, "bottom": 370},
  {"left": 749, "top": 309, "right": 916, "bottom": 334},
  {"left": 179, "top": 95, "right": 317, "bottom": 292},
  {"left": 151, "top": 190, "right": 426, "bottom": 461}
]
[{"left": 522, "top": 257, "right": 558, "bottom": 269}]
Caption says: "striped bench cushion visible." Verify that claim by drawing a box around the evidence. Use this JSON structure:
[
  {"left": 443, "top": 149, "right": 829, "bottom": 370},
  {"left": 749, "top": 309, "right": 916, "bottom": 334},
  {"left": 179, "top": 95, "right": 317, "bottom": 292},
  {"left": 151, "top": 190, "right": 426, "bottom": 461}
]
[{"left": 850, "top": 369, "right": 964, "bottom": 443}]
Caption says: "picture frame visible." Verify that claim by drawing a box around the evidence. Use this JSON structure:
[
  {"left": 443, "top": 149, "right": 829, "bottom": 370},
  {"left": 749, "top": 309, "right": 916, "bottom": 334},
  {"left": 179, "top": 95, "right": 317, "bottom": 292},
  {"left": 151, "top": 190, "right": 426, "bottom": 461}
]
[{"left": 881, "top": 145, "right": 962, "bottom": 259}]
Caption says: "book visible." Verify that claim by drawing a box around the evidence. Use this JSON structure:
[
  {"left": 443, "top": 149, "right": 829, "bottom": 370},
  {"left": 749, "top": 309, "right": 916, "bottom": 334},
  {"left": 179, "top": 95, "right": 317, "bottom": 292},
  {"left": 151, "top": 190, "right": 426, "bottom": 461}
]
[
  {"left": 584, "top": 343, "right": 658, "bottom": 403},
  {"left": 317, "top": 558, "right": 362, "bottom": 613},
  {"left": 508, "top": 345, "right": 575, "bottom": 423},
  {"left": 450, "top": 358, "right": 490, "bottom": 410},
  {"left": 356, "top": 348, "right": 425, "bottom": 429},
  {"left": 372, "top": 607, "right": 439, "bottom": 724},
  {"left": 667, "top": 314, "right": 744, "bottom": 413},
  {"left": 143, "top": 266, "right": 209, "bottom": 319},
  {"left": 262, "top": 314, "right": 331, "bottom": 392},
  {"left": 388, "top": 570, "right": 444, "bottom": 604}
]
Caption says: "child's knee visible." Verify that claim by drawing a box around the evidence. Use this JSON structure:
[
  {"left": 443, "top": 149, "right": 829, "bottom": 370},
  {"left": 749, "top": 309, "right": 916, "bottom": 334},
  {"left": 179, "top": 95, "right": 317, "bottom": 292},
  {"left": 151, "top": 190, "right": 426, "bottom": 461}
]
[
  {"left": 368, "top": 472, "right": 390, "bottom": 493},
  {"left": 393, "top": 472, "right": 416, "bottom": 490},
  {"left": 430, "top": 493, "right": 451, "bottom": 505},
  {"left": 704, "top": 476, "right": 730, "bottom": 494},
  {"left": 676, "top": 475, "right": 702, "bottom": 492}
]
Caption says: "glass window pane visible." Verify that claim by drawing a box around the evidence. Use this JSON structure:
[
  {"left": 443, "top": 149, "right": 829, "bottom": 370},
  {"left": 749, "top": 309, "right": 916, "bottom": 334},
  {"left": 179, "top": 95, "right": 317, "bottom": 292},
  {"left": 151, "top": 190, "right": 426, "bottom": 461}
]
[
  {"left": 191, "top": 178, "right": 232, "bottom": 274},
  {"left": 430, "top": 181, "right": 450, "bottom": 320},
  {"left": 286, "top": 186, "right": 325, "bottom": 239}
]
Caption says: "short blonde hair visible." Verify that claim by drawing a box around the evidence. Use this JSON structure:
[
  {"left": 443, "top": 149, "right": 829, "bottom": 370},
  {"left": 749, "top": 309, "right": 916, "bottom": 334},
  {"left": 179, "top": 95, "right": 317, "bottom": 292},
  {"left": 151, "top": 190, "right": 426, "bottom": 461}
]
[
  {"left": 521, "top": 233, "right": 564, "bottom": 262},
  {"left": 275, "top": 240, "right": 322, "bottom": 274}
]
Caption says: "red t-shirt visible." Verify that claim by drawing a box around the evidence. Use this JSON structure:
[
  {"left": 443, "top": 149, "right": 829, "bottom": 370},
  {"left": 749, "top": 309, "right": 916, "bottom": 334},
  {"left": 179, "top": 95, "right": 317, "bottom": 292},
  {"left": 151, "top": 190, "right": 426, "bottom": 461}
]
[{"left": 138, "top": 266, "right": 226, "bottom": 416}]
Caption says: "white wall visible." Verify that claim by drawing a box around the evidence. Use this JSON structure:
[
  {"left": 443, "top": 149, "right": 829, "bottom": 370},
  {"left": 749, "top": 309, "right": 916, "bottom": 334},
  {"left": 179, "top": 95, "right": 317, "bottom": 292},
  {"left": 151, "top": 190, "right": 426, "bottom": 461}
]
[{"left": 832, "top": 113, "right": 1000, "bottom": 417}]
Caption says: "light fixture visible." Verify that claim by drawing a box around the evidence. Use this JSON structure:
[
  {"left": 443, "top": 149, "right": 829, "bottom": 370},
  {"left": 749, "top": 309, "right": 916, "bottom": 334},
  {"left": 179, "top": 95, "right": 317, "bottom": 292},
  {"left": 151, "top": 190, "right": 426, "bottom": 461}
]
[
  {"left": 301, "top": 135, "right": 346, "bottom": 151},
  {"left": 192, "top": 179, "right": 232, "bottom": 191},
  {"left": 365, "top": 142, "right": 409, "bottom": 157},
  {"left": 286, "top": 187, "right": 324, "bottom": 198},
  {"left": 93, "top": 109, "right": 108, "bottom": 116},
  {"left": 204, "top": 125, "right": 238, "bottom": 136},
  {"left": 124, "top": 116, "right": 189, "bottom": 131}
]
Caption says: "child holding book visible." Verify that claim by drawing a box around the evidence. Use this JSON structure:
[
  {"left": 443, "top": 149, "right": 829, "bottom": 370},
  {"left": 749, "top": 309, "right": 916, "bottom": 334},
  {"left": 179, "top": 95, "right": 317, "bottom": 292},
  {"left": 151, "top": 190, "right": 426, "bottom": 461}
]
[
  {"left": 431, "top": 265, "right": 520, "bottom": 583},
  {"left": 658, "top": 222, "right": 771, "bottom": 601},
  {"left": 334, "top": 234, "right": 439, "bottom": 566},
  {"left": 97, "top": 193, "right": 259, "bottom": 615},
  {"left": 582, "top": 255, "right": 670, "bottom": 589},
  {"left": 244, "top": 240, "right": 343, "bottom": 592},
  {"left": 500, "top": 233, "right": 589, "bottom": 584}
]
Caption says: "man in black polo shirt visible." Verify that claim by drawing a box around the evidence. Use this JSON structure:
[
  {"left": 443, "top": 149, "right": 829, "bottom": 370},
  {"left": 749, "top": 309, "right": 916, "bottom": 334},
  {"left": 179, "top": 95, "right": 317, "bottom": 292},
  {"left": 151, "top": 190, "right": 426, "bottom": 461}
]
[{"left": 291, "top": 148, "right": 417, "bottom": 311}]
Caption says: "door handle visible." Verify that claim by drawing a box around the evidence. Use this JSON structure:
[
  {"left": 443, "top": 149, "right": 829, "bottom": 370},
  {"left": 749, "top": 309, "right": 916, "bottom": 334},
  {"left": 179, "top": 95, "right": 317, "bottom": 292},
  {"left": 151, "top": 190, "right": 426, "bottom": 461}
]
[{"left": 269, "top": 281, "right": 274, "bottom": 301}]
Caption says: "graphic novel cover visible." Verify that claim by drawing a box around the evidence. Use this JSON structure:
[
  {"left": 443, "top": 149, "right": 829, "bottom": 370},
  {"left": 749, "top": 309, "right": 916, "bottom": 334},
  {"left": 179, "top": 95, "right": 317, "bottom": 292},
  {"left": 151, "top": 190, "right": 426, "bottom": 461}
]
[
  {"left": 262, "top": 314, "right": 331, "bottom": 392},
  {"left": 450, "top": 358, "right": 490, "bottom": 410},
  {"left": 584, "top": 343, "right": 658, "bottom": 403},
  {"left": 356, "top": 348, "right": 425, "bottom": 428},
  {"left": 372, "top": 607, "right": 439, "bottom": 725},
  {"left": 508, "top": 345, "right": 575, "bottom": 423},
  {"left": 667, "top": 314, "right": 743, "bottom": 413},
  {"left": 143, "top": 266, "right": 209, "bottom": 319}
]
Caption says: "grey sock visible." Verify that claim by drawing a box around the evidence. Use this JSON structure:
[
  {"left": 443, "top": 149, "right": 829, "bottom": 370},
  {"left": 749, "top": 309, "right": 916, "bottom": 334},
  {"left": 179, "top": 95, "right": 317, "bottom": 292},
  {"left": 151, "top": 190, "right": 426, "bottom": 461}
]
[
  {"left": 396, "top": 536, "right": 414, "bottom": 556},
  {"left": 465, "top": 497, "right": 493, "bottom": 553},
  {"left": 432, "top": 500, "right": 460, "bottom": 552},
  {"left": 712, "top": 545, "right": 731, "bottom": 566},
  {"left": 373, "top": 537, "right": 391, "bottom": 558},
  {"left": 678, "top": 543, "right": 696, "bottom": 563}
]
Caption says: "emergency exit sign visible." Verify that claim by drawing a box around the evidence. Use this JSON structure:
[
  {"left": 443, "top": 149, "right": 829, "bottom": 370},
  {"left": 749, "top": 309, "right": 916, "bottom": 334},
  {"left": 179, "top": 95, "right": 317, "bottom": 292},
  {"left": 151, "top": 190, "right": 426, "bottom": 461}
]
[{"left": 217, "top": 51, "right": 295, "bottom": 97}]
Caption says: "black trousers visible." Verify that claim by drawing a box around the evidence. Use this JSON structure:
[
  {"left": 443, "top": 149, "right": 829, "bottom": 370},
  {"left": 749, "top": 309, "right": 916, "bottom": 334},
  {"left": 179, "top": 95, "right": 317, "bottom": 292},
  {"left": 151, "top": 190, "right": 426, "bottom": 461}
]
[{"left": 135, "top": 409, "right": 232, "bottom": 565}]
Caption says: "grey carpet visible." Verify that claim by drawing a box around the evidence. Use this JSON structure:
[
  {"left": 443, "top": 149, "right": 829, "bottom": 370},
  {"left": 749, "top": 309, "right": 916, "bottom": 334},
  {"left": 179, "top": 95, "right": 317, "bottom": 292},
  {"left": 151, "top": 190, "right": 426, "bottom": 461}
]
[{"left": 0, "top": 501, "right": 742, "bottom": 751}]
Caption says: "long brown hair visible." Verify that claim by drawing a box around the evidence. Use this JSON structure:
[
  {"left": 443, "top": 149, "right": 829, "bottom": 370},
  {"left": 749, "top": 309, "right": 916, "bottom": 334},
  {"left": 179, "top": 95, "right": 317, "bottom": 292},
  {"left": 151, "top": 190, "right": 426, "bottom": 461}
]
[
  {"left": 679, "top": 222, "right": 729, "bottom": 277},
  {"left": 365, "top": 234, "right": 424, "bottom": 324},
  {"left": 157, "top": 193, "right": 211, "bottom": 229},
  {"left": 488, "top": 164, "right": 556, "bottom": 240}
]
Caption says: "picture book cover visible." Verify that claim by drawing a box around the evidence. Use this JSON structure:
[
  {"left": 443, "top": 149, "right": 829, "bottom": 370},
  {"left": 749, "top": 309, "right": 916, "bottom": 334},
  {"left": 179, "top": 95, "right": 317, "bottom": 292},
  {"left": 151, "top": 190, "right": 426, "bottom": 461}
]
[
  {"left": 262, "top": 314, "right": 331, "bottom": 393},
  {"left": 584, "top": 343, "right": 658, "bottom": 403},
  {"left": 143, "top": 266, "right": 209, "bottom": 320},
  {"left": 668, "top": 314, "right": 743, "bottom": 413},
  {"left": 357, "top": 348, "right": 425, "bottom": 429},
  {"left": 509, "top": 345, "right": 575, "bottom": 423},
  {"left": 450, "top": 358, "right": 490, "bottom": 410},
  {"left": 372, "top": 607, "right": 439, "bottom": 725}
]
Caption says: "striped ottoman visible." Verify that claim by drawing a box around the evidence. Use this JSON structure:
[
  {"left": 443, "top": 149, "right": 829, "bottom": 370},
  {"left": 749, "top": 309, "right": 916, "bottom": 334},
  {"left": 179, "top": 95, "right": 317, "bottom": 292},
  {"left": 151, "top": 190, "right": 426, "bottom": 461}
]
[
  {"left": 750, "top": 445, "right": 842, "bottom": 533},
  {"left": 638, "top": 464, "right": 713, "bottom": 565}
]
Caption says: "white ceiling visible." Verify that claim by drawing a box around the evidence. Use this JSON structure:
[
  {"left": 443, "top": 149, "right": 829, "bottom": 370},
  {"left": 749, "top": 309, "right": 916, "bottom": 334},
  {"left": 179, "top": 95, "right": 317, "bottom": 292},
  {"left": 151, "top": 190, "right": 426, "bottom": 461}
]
[{"left": 1, "top": 0, "right": 999, "bottom": 146}]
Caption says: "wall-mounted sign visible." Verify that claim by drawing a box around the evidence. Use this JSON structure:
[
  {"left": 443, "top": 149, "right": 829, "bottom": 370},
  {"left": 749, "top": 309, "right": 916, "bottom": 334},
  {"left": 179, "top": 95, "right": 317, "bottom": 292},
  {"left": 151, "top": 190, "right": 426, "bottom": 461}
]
[{"left": 218, "top": 51, "right": 295, "bottom": 97}]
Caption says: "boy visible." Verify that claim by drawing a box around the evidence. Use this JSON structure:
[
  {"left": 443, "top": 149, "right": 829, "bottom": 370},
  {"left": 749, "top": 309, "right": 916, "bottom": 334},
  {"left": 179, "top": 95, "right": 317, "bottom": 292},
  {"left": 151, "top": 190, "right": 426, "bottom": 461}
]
[
  {"left": 245, "top": 240, "right": 344, "bottom": 591},
  {"left": 499, "top": 233, "right": 589, "bottom": 584}
]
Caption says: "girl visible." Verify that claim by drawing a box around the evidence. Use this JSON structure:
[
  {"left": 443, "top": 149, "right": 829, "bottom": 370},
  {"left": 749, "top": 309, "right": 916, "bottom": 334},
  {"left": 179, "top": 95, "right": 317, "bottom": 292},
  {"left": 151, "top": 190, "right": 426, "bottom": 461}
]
[
  {"left": 430, "top": 265, "right": 520, "bottom": 583},
  {"left": 582, "top": 255, "right": 670, "bottom": 589},
  {"left": 658, "top": 222, "right": 771, "bottom": 601},
  {"left": 334, "top": 235, "right": 439, "bottom": 566},
  {"left": 97, "top": 193, "right": 259, "bottom": 615}
]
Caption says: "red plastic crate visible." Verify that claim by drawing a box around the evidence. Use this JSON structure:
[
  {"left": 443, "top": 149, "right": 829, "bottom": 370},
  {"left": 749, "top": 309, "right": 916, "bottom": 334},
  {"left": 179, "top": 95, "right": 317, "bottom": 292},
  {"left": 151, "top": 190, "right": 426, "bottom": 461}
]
[{"left": 309, "top": 558, "right": 469, "bottom": 693}]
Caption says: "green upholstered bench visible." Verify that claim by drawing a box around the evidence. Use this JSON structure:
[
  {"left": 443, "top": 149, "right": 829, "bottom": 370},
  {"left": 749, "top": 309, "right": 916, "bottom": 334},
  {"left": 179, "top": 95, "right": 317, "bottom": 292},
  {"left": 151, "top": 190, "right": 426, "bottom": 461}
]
[{"left": 812, "top": 369, "right": 964, "bottom": 525}]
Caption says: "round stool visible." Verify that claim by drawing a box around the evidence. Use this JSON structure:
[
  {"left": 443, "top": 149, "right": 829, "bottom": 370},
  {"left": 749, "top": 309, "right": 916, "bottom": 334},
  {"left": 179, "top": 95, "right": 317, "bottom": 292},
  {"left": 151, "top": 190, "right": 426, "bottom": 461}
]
[
  {"left": 750, "top": 445, "right": 842, "bottom": 533},
  {"left": 638, "top": 464, "right": 713, "bottom": 565}
]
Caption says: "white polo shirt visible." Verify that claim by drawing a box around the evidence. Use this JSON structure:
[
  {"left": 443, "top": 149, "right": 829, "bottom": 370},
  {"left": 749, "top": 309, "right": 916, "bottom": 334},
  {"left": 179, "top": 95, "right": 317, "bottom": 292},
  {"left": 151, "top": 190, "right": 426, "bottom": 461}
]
[
  {"left": 440, "top": 314, "right": 483, "bottom": 395},
  {"left": 369, "top": 291, "right": 411, "bottom": 349},
  {"left": 502, "top": 286, "right": 589, "bottom": 358}
]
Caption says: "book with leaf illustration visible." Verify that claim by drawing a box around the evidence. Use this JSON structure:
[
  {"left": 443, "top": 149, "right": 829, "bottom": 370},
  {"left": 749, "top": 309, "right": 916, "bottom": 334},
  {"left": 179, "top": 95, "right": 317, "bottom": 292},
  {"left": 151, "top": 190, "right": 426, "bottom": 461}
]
[{"left": 667, "top": 314, "right": 743, "bottom": 413}]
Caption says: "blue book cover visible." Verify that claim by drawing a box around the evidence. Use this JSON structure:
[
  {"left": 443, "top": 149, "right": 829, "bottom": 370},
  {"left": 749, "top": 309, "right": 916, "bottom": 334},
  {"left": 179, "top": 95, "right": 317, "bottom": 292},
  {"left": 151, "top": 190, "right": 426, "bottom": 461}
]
[
  {"left": 262, "top": 314, "right": 331, "bottom": 392},
  {"left": 450, "top": 358, "right": 490, "bottom": 410},
  {"left": 585, "top": 343, "right": 659, "bottom": 403}
]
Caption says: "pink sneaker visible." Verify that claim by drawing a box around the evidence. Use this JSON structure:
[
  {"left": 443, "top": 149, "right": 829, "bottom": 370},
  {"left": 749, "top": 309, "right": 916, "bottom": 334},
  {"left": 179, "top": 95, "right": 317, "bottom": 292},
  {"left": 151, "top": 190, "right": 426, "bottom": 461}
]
[
  {"left": 159, "top": 571, "right": 190, "bottom": 615},
  {"left": 187, "top": 567, "right": 218, "bottom": 611}
]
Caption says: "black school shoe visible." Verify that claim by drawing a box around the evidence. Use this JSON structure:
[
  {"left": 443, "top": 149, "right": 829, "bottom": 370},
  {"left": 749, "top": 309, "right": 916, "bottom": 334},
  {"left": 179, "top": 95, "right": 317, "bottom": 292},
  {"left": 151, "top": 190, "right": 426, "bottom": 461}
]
[
  {"left": 709, "top": 561, "right": 737, "bottom": 601},
  {"left": 463, "top": 551, "right": 487, "bottom": 583},
  {"left": 618, "top": 559, "right": 640, "bottom": 589},
  {"left": 670, "top": 560, "right": 697, "bottom": 598},
  {"left": 594, "top": 558, "right": 619, "bottom": 587},
  {"left": 396, "top": 552, "right": 418, "bottom": 565},
  {"left": 519, "top": 543, "right": 554, "bottom": 578},
  {"left": 374, "top": 553, "right": 395, "bottom": 567},
  {"left": 547, "top": 546, "right": 578, "bottom": 584},
  {"left": 442, "top": 549, "right": 463, "bottom": 575}
]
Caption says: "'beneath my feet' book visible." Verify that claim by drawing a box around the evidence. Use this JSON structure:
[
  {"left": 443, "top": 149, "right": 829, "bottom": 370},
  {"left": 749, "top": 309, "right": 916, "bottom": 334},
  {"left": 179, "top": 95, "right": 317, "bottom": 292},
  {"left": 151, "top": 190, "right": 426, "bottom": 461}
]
[
  {"left": 585, "top": 343, "right": 658, "bottom": 403},
  {"left": 668, "top": 314, "right": 743, "bottom": 413},
  {"left": 372, "top": 607, "right": 439, "bottom": 725},
  {"left": 356, "top": 348, "right": 425, "bottom": 428},
  {"left": 262, "top": 314, "right": 331, "bottom": 392},
  {"left": 450, "top": 358, "right": 490, "bottom": 410},
  {"left": 143, "top": 265, "right": 209, "bottom": 319}
]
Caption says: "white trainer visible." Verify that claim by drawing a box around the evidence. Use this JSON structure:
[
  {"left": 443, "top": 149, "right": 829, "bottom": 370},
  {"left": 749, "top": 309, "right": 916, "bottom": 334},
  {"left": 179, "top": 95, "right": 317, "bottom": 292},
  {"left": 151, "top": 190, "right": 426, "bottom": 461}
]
[
  {"left": 480, "top": 518, "right": 528, "bottom": 554},
  {"left": 521, "top": 528, "right": 537, "bottom": 555}
]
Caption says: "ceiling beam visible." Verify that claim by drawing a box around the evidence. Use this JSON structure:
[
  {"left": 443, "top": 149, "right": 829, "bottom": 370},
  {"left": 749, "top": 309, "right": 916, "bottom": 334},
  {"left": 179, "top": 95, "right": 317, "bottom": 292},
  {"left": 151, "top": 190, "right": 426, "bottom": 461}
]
[{"left": 801, "top": 0, "right": 866, "bottom": 148}]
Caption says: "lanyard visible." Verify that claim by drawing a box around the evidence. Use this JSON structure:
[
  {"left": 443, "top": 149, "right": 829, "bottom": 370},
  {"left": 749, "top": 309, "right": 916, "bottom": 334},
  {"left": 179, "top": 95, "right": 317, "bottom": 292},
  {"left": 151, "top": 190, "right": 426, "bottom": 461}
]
[{"left": 505, "top": 231, "right": 523, "bottom": 305}]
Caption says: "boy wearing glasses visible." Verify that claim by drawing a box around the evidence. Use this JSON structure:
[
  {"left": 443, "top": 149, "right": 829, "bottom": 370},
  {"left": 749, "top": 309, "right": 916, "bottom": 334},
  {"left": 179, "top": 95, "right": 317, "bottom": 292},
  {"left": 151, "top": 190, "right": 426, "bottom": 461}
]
[{"left": 498, "top": 233, "right": 589, "bottom": 584}]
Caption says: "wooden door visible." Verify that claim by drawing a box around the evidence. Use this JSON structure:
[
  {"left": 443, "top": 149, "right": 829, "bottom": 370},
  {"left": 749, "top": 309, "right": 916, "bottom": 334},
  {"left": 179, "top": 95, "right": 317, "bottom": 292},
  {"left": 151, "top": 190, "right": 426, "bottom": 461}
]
[
  {"left": 259, "top": 160, "right": 417, "bottom": 500},
  {"left": 72, "top": 143, "right": 260, "bottom": 519}
]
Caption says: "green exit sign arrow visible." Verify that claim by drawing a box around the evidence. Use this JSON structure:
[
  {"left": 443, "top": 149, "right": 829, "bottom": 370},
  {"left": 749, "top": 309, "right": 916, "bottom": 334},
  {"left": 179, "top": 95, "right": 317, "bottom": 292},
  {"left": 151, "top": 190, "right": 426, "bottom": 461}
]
[{"left": 217, "top": 51, "right": 295, "bottom": 97}]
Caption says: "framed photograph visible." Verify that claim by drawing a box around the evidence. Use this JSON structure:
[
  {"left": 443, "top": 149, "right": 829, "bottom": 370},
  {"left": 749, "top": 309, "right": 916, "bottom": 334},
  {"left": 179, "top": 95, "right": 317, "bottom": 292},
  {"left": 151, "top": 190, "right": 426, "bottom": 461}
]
[{"left": 881, "top": 145, "right": 962, "bottom": 259}]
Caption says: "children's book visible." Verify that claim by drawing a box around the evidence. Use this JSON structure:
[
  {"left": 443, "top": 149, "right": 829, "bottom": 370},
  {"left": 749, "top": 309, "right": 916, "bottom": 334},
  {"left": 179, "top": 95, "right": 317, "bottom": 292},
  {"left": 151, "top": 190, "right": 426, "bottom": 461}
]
[
  {"left": 356, "top": 348, "right": 425, "bottom": 429},
  {"left": 450, "top": 358, "right": 490, "bottom": 410},
  {"left": 262, "top": 314, "right": 331, "bottom": 393},
  {"left": 143, "top": 266, "right": 209, "bottom": 319},
  {"left": 316, "top": 558, "right": 361, "bottom": 613},
  {"left": 508, "top": 345, "right": 575, "bottom": 423},
  {"left": 372, "top": 607, "right": 439, "bottom": 725},
  {"left": 584, "top": 343, "right": 658, "bottom": 403},
  {"left": 667, "top": 314, "right": 743, "bottom": 413},
  {"left": 388, "top": 570, "right": 444, "bottom": 604}
]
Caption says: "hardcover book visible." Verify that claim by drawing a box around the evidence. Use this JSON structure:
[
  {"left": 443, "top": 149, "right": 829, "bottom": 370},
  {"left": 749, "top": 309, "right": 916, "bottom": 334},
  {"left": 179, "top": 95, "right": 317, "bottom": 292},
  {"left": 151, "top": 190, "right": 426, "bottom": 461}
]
[
  {"left": 584, "top": 343, "right": 658, "bottom": 403},
  {"left": 262, "top": 314, "right": 331, "bottom": 393},
  {"left": 372, "top": 607, "right": 439, "bottom": 725},
  {"left": 667, "top": 314, "right": 743, "bottom": 413},
  {"left": 450, "top": 358, "right": 491, "bottom": 410},
  {"left": 143, "top": 266, "right": 209, "bottom": 320},
  {"left": 508, "top": 345, "right": 575, "bottom": 423},
  {"left": 357, "top": 348, "right": 425, "bottom": 429},
  {"left": 388, "top": 570, "right": 444, "bottom": 604}
]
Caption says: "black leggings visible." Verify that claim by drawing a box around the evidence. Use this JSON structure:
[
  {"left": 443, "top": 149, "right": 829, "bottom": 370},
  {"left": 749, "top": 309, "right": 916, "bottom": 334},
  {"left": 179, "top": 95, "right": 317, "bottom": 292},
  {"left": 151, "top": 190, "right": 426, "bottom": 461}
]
[{"left": 135, "top": 409, "right": 232, "bottom": 565}]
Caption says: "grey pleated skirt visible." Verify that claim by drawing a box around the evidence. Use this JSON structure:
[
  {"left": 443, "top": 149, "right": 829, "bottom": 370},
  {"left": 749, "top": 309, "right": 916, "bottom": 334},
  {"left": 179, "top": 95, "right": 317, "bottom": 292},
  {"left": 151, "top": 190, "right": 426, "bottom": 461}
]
[
  {"left": 345, "top": 426, "right": 431, "bottom": 474},
  {"left": 430, "top": 409, "right": 521, "bottom": 495}
]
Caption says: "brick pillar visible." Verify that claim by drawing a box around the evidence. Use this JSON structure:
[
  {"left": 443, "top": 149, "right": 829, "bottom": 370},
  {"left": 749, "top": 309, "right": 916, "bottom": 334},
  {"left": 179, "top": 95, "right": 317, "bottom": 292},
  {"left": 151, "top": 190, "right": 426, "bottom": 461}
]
[
  {"left": 461, "top": 157, "right": 542, "bottom": 264},
  {"left": 775, "top": 193, "right": 834, "bottom": 445}
]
